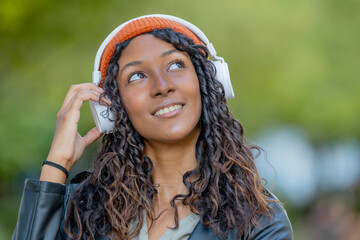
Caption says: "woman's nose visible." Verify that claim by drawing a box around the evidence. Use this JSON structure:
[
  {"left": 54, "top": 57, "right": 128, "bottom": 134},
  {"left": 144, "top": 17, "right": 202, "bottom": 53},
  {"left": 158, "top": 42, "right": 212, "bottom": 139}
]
[{"left": 150, "top": 71, "right": 175, "bottom": 97}]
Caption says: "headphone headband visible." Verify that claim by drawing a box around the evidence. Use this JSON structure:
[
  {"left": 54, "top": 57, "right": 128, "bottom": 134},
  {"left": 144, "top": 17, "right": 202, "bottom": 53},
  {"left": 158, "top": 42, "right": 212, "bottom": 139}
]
[{"left": 92, "top": 14, "right": 223, "bottom": 86}]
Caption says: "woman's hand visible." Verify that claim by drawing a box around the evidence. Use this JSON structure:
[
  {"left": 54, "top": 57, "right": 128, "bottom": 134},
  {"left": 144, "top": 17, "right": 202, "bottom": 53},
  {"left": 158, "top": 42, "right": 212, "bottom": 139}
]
[{"left": 40, "top": 83, "right": 111, "bottom": 183}]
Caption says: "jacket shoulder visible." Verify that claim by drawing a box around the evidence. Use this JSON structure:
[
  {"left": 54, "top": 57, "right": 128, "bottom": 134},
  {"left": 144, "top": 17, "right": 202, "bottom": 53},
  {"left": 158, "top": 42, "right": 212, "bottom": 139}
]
[
  {"left": 248, "top": 189, "right": 294, "bottom": 240},
  {"left": 59, "top": 171, "right": 93, "bottom": 239},
  {"left": 189, "top": 189, "right": 294, "bottom": 240}
]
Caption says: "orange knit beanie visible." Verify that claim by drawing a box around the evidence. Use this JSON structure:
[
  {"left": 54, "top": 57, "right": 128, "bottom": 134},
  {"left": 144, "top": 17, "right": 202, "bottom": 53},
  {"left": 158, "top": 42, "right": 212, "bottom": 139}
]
[{"left": 99, "top": 16, "right": 203, "bottom": 87}]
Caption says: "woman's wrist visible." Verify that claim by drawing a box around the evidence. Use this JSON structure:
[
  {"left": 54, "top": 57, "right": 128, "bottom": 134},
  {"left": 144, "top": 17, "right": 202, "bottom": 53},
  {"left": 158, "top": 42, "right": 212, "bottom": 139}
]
[
  {"left": 42, "top": 160, "right": 69, "bottom": 179},
  {"left": 40, "top": 154, "right": 73, "bottom": 184},
  {"left": 40, "top": 164, "right": 67, "bottom": 184},
  {"left": 46, "top": 152, "right": 74, "bottom": 171}
]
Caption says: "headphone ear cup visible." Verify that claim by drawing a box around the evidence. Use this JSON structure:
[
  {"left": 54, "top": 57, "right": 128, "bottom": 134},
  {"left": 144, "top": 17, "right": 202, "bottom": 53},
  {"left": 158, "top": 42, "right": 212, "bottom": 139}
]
[
  {"left": 212, "top": 60, "right": 235, "bottom": 99},
  {"left": 89, "top": 100, "right": 115, "bottom": 134}
]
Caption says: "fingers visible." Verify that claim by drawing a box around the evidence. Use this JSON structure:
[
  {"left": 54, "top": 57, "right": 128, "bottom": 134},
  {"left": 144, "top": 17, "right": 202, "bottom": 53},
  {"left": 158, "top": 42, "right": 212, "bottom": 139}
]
[
  {"left": 47, "top": 84, "right": 111, "bottom": 173},
  {"left": 58, "top": 87, "right": 111, "bottom": 122},
  {"left": 82, "top": 127, "right": 103, "bottom": 148},
  {"left": 55, "top": 87, "right": 110, "bottom": 148},
  {"left": 63, "top": 83, "right": 104, "bottom": 107},
  {"left": 58, "top": 83, "right": 109, "bottom": 117},
  {"left": 66, "top": 89, "right": 106, "bottom": 115}
]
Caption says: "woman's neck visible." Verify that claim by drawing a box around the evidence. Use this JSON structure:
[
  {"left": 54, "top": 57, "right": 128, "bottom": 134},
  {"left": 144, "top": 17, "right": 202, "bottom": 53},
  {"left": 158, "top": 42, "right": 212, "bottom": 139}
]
[{"left": 143, "top": 127, "right": 200, "bottom": 204}]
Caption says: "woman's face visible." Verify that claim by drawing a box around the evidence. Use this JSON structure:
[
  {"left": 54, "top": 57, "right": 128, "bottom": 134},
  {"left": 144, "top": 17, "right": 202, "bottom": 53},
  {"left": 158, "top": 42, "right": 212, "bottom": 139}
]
[{"left": 117, "top": 34, "right": 202, "bottom": 144}]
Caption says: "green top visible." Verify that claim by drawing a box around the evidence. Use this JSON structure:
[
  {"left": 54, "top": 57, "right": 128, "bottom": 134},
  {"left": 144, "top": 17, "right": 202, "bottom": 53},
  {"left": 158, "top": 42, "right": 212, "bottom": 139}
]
[{"left": 135, "top": 213, "right": 200, "bottom": 240}]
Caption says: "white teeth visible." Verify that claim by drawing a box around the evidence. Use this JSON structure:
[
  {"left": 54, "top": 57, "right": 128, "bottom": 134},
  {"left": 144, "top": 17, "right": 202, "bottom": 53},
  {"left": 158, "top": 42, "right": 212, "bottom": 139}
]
[{"left": 155, "top": 104, "right": 183, "bottom": 116}]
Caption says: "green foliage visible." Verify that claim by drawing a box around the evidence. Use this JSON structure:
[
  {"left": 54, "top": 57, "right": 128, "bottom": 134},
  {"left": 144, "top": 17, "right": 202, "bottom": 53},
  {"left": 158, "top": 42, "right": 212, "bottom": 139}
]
[
  {"left": 1, "top": 0, "right": 359, "bottom": 178},
  {"left": 0, "top": 0, "right": 359, "bottom": 238}
]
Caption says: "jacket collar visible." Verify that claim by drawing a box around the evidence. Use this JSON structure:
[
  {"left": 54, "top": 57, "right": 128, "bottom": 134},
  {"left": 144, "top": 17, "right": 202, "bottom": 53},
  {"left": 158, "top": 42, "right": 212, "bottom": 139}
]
[{"left": 188, "top": 222, "right": 222, "bottom": 240}]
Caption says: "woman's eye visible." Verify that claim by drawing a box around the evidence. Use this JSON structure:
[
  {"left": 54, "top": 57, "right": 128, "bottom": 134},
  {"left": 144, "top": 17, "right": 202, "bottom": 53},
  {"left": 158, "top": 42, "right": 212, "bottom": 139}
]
[
  {"left": 168, "top": 61, "right": 184, "bottom": 71},
  {"left": 129, "top": 72, "right": 145, "bottom": 82}
]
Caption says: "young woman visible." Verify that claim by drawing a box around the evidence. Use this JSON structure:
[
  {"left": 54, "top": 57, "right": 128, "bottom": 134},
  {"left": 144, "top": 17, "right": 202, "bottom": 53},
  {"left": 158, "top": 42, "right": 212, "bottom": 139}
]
[{"left": 12, "top": 15, "right": 293, "bottom": 240}]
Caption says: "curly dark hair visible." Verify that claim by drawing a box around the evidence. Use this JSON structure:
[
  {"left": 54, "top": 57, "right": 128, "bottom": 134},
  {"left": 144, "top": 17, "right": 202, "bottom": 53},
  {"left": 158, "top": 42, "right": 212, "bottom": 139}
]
[{"left": 65, "top": 28, "right": 271, "bottom": 239}]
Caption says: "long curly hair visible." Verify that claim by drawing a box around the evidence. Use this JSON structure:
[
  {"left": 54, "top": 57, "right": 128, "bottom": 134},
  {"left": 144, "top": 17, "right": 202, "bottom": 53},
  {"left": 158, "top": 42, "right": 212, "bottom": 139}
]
[{"left": 65, "top": 28, "right": 271, "bottom": 239}]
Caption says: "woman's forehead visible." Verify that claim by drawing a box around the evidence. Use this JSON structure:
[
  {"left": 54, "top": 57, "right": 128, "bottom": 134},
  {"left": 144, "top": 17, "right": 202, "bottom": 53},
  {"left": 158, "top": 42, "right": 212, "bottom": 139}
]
[{"left": 118, "top": 34, "right": 182, "bottom": 64}]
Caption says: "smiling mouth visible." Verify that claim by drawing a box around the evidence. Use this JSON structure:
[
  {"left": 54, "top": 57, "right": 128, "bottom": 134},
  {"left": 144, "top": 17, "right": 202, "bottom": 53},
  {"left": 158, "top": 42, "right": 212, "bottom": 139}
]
[{"left": 154, "top": 104, "right": 183, "bottom": 116}]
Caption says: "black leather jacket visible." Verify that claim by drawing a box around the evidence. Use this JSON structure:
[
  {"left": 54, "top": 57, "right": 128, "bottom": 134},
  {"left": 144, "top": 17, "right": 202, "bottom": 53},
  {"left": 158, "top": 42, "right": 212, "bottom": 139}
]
[{"left": 12, "top": 171, "right": 293, "bottom": 240}]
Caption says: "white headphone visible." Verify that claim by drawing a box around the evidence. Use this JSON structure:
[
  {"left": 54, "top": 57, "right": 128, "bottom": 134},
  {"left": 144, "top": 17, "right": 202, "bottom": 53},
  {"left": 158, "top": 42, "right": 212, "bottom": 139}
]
[{"left": 90, "top": 14, "right": 235, "bottom": 134}]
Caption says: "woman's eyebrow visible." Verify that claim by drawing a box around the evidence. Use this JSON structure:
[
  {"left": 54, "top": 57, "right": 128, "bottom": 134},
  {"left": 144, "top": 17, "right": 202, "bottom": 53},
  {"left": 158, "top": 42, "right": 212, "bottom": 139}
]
[
  {"left": 160, "top": 49, "right": 178, "bottom": 58},
  {"left": 161, "top": 49, "right": 188, "bottom": 60},
  {"left": 119, "top": 60, "right": 142, "bottom": 77}
]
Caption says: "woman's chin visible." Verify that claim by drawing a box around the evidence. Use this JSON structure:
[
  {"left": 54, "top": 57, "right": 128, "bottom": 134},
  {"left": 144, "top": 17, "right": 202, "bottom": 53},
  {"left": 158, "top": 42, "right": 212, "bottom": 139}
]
[{"left": 144, "top": 125, "right": 201, "bottom": 146}]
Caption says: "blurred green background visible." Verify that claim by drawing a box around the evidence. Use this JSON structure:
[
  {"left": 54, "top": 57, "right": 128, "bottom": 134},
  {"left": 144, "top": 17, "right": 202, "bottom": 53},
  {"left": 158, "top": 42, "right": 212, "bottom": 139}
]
[{"left": 1, "top": 0, "right": 359, "bottom": 239}]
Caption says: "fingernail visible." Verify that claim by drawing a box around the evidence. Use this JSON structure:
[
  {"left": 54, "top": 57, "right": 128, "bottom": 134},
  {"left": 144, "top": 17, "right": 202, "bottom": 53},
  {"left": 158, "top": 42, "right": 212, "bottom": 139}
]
[{"left": 100, "top": 98, "right": 111, "bottom": 105}]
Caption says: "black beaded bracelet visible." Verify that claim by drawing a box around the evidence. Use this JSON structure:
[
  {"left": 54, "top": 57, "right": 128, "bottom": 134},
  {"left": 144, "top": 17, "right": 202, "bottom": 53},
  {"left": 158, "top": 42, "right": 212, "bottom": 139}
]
[{"left": 42, "top": 160, "right": 69, "bottom": 179}]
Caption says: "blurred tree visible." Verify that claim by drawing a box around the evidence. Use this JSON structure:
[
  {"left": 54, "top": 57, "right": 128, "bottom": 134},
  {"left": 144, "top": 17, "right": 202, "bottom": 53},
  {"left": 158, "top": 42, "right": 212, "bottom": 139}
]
[
  {"left": 0, "top": 0, "right": 359, "bottom": 239},
  {"left": 1, "top": 0, "right": 359, "bottom": 178}
]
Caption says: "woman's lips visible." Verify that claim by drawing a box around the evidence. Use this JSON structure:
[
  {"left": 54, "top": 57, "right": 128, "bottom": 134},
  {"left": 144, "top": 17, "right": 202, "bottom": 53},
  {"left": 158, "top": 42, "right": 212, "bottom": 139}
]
[
  {"left": 152, "top": 102, "right": 185, "bottom": 118},
  {"left": 154, "top": 104, "right": 183, "bottom": 116}
]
